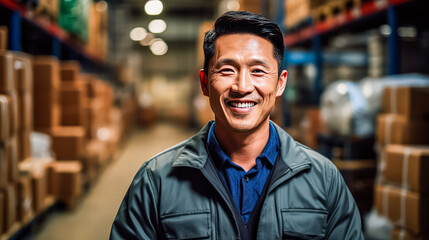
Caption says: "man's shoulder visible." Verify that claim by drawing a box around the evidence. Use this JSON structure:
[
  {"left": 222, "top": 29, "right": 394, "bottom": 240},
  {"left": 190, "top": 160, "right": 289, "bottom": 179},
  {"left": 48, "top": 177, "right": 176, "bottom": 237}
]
[{"left": 294, "top": 141, "right": 338, "bottom": 173}]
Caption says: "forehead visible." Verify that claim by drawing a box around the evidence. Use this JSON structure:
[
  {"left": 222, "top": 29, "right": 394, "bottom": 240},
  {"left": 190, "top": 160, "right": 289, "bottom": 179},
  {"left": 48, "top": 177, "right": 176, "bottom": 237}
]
[{"left": 212, "top": 34, "right": 275, "bottom": 60}]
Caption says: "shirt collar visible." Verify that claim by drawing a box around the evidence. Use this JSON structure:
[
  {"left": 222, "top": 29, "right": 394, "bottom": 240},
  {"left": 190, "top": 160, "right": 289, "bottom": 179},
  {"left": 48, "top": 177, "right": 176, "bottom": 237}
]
[{"left": 206, "top": 121, "right": 279, "bottom": 169}]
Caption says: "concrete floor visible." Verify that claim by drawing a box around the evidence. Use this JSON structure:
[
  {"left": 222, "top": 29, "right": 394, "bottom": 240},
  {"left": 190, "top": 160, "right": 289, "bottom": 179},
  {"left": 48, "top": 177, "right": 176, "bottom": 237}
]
[{"left": 34, "top": 122, "right": 197, "bottom": 240}]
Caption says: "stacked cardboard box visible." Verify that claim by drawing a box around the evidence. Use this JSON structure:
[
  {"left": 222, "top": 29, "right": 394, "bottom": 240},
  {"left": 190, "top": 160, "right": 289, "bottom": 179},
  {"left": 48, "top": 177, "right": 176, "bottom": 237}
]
[
  {"left": 374, "top": 86, "right": 429, "bottom": 239},
  {"left": 375, "top": 145, "right": 429, "bottom": 238},
  {"left": 35, "top": 0, "right": 59, "bottom": 22},
  {"left": 48, "top": 161, "right": 82, "bottom": 209},
  {"left": 0, "top": 26, "right": 7, "bottom": 51},
  {"left": 81, "top": 74, "right": 116, "bottom": 183},
  {"left": 238, "top": 0, "right": 260, "bottom": 14},
  {"left": 284, "top": 0, "right": 312, "bottom": 30},
  {"left": 0, "top": 50, "right": 36, "bottom": 236},
  {"left": 0, "top": 51, "right": 19, "bottom": 235},
  {"left": 33, "top": 56, "right": 61, "bottom": 131},
  {"left": 377, "top": 87, "right": 429, "bottom": 146},
  {"left": 13, "top": 52, "right": 33, "bottom": 163}
]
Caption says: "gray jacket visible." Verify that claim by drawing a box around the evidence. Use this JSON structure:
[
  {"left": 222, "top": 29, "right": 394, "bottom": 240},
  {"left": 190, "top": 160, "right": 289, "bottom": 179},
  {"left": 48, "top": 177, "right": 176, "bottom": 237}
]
[{"left": 110, "top": 121, "right": 364, "bottom": 239}]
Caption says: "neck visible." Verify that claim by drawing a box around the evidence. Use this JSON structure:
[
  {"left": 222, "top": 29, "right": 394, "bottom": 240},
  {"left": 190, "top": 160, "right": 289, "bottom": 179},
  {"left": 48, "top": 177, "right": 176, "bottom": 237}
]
[{"left": 214, "top": 119, "right": 271, "bottom": 171}]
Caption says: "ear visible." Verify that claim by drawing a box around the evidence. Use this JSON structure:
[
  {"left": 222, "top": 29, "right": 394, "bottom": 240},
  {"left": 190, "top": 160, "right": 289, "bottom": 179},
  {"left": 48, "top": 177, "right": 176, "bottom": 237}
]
[
  {"left": 199, "top": 69, "right": 209, "bottom": 96},
  {"left": 275, "top": 70, "right": 287, "bottom": 97}
]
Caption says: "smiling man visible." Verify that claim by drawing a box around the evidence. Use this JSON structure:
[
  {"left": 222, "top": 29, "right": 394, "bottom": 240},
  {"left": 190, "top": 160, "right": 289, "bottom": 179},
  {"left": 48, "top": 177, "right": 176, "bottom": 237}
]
[{"left": 110, "top": 11, "right": 364, "bottom": 240}]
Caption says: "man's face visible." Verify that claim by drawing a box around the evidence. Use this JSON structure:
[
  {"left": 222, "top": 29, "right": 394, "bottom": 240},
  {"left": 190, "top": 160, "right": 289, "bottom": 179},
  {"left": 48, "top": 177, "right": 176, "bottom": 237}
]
[{"left": 200, "top": 34, "right": 287, "bottom": 133}]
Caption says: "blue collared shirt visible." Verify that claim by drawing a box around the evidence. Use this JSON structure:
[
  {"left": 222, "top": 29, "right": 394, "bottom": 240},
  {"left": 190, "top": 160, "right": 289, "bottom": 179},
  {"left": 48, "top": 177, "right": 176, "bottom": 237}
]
[{"left": 207, "top": 122, "right": 279, "bottom": 223}]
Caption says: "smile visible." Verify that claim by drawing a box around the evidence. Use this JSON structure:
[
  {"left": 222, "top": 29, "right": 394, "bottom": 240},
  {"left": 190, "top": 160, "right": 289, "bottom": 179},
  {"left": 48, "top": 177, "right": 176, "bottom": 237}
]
[{"left": 228, "top": 101, "right": 256, "bottom": 108}]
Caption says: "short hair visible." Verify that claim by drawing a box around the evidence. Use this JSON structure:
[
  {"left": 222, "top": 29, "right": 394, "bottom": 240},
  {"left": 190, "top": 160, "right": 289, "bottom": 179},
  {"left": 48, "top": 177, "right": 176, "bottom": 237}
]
[{"left": 203, "top": 11, "right": 284, "bottom": 77}]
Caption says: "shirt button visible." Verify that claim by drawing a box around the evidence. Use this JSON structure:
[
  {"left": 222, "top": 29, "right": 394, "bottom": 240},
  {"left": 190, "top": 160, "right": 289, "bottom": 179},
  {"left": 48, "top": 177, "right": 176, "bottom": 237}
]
[{"left": 243, "top": 176, "right": 249, "bottom": 182}]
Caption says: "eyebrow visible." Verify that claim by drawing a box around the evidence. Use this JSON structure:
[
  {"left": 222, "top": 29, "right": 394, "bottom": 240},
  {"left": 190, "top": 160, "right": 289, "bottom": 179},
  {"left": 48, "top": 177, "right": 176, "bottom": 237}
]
[{"left": 214, "top": 58, "right": 271, "bottom": 69}]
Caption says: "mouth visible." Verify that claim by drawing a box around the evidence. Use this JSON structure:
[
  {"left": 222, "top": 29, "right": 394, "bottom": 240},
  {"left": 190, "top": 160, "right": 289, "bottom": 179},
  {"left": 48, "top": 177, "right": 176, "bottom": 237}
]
[{"left": 227, "top": 101, "right": 257, "bottom": 109}]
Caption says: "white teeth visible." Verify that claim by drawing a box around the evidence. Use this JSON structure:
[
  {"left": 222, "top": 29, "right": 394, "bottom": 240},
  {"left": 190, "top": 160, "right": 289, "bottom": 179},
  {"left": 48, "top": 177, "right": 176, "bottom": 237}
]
[{"left": 230, "top": 102, "right": 255, "bottom": 108}]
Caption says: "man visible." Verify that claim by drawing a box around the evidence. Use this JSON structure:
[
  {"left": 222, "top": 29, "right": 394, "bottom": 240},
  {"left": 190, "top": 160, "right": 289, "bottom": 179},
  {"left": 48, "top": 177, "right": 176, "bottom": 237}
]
[{"left": 110, "top": 11, "right": 364, "bottom": 240}]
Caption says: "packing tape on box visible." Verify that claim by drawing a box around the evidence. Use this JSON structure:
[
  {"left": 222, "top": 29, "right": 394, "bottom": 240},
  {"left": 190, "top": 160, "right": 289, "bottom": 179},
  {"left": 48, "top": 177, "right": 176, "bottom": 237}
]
[
  {"left": 382, "top": 185, "right": 390, "bottom": 217},
  {"left": 382, "top": 185, "right": 407, "bottom": 227},
  {"left": 399, "top": 189, "right": 407, "bottom": 227},
  {"left": 385, "top": 114, "right": 394, "bottom": 145},
  {"left": 390, "top": 87, "right": 398, "bottom": 114}
]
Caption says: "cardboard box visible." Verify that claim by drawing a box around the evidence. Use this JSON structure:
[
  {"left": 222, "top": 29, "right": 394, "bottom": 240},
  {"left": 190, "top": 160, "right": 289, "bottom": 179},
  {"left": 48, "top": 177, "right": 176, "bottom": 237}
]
[
  {"left": 51, "top": 161, "right": 82, "bottom": 197},
  {"left": 32, "top": 172, "right": 48, "bottom": 214},
  {"left": 0, "top": 51, "right": 15, "bottom": 94},
  {"left": 33, "top": 56, "right": 61, "bottom": 129},
  {"left": 0, "top": 191, "right": 4, "bottom": 234},
  {"left": 13, "top": 52, "right": 33, "bottom": 130},
  {"left": 0, "top": 147, "right": 6, "bottom": 189},
  {"left": 2, "top": 184, "right": 17, "bottom": 234},
  {"left": 17, "top": 129, "right": 31, "bottom": 162},
  {"left": 6, "top": 135, "right": 19, "bottom": 183},
  {"left": 36, "top": 0, "right": 59, "bottom": 21},
  {"left": 60, "top": 61, "right": 81, "bottom": 82},
  {"left": 49, "top": 126, "right": 86, "bottom": 160},
  {"left": 382, "top": 145, "right": 429, "bottom": 193},
  {"left": 375, "top": 184, "right": 429, "bottom": 235},
  {"left": 391, "top": 227, "right": 424, "bottom": 240},
  {"left": 33, "top": 56, "right": 60, "bottom": 89},
  {"left": 0, "top": 95, "right": 13, "bottom": 141},
  {"left": 16, "top": 175, "right": 34, "bottom": 223},
  {"left": 61, "top": 108, "right": 87, "bottom": 127},
  {"left": 383, "top": 87, "right": 429, "bottom": 120},
  {"left": 376, "top": 114, "right": 429, "bottom": 146},
  {"left": 60, "top": 82, "right": 87, "bottom": 106},
  {"left": 17, "top": 91, "right": 33, "bottom": 130},
  {"left": 12, "top": 52, "right": 33, "bottom": 93},
  {"left": 0, "top": 26, "right": 7, "bottom": 50}
]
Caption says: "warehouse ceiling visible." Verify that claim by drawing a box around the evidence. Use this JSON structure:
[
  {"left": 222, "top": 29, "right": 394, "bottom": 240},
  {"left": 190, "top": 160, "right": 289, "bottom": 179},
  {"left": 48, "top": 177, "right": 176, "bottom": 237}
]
[{"left": 109, "top": 0, "right": 221, "bottom": 78}]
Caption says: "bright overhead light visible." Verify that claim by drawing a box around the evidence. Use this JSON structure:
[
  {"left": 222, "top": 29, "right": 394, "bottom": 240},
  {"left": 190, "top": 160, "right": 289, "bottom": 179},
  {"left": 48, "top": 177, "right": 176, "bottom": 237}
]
[
  {"left": 150, "top": 38, "right": 168, "bottom": 55},
  {"left": 140, "top": 33, "right": 155, "bottom": 46},
  {"left": 227, "top": 0, "right": 240, "bottom": 11},
  {"left": 145, "top": 0, "right": 163, "bottom": 15},
  {"left": 148, "top": 19, "right": 167, "bottom": 33},
  {"left": 130, "top": 27, "right": 147, "bottom": 41},
  {"left": 95, "top": 1, "right": 107, "bottom": 12}
]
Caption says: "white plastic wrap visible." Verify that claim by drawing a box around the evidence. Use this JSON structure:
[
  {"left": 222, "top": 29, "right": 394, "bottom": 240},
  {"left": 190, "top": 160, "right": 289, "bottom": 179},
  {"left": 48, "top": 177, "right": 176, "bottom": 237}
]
[
  {"left": 321, "top": 74, "right": 429, "bottom": 137},
  {"left": 30, "top": 132, "right": 53, "bottom": 159},
  {"left": 321, "top": 80, "right": 373, "bottom": 136}
]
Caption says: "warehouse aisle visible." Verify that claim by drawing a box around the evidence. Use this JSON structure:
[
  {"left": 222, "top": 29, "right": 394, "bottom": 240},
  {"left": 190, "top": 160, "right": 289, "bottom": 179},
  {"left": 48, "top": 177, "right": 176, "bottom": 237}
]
[{"left": 34, "top": 122, "right": 197, "bottom": 240}]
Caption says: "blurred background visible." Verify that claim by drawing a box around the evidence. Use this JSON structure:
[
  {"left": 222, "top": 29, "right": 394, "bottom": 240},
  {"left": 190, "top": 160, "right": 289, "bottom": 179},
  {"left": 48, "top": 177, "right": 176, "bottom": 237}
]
[{"left": 1, "top": 0, "right": 429, "bottom": 239}]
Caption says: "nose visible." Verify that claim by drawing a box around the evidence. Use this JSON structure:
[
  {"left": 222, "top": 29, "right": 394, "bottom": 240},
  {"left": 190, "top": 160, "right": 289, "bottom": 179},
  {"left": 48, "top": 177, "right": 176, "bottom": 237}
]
[{"left": 231, "top": 70, "right": 254, "bottom": 94}]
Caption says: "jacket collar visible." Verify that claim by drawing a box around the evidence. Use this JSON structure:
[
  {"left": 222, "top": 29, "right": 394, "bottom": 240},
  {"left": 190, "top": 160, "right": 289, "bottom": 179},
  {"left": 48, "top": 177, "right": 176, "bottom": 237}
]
[{"left": 172, "top": 121, "right": 312, "bottom": 171}]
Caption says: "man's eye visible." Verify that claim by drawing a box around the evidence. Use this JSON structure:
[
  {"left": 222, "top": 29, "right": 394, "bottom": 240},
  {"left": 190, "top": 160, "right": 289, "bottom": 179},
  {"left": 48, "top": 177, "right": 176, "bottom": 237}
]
[
  {"left": 220, "top": 68, "right": 234, "bottom": 73},
  {"left": 252, "top": 69, "right": 265, "bottom": 74}
]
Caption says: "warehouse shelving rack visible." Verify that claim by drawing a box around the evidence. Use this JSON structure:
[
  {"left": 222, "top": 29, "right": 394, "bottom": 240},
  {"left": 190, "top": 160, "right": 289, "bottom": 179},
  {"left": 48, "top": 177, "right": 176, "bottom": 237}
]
[
  {"left": 276, "top": 0, "right": 416, "bottom": 105},
  {"left": 0, "top": 0, "right": 112, "bottom": 75}
]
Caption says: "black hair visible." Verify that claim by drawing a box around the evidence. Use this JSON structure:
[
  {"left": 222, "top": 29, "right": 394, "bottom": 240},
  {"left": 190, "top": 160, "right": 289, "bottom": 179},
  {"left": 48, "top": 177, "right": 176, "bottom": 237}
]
[{"left": 203, "top": 11, "right": 284, "bottom": 77}]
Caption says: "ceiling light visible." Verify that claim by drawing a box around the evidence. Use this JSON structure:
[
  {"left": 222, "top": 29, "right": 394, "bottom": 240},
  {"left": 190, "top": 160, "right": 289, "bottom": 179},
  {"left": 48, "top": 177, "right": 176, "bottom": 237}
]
[
  {"left": 227, "top": 0, "right": 240, "bottom": 11},
  {"left": 140, "top": 33, "right": 155, "bottom": 46},
  {"left": 130, "top": 27, "right": 147, "bottom": 41},
  {"left": 150, "top": 38, "right": 168, "bottom": 55},
  {"left": 145, "top": 0, "right": 163, "bottom": 15},
  {"left": 95, "top": 1, "right": 107, "bottom": 12},
  {"left": 148, "top": 19, "right": 167, "bottom": 33},
  {"left": 398, "top": 26, "right": 417, "bottom": 38}
]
